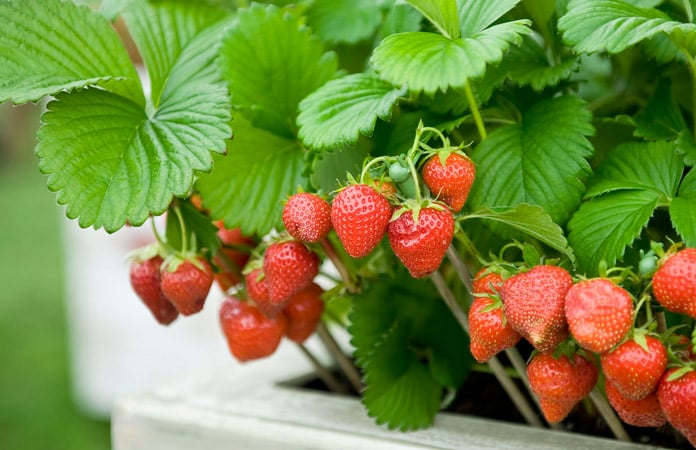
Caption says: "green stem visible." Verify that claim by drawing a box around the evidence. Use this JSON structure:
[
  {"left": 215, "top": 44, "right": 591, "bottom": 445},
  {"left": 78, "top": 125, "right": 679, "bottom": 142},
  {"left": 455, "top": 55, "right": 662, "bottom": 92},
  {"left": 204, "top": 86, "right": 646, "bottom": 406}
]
[
  {"left": 684, "top": 0, "right": 694, "bottom": 22},
  {"left": 316, "top": 322, "right": 363, "bottom": 393},
  {"left": 404, "top": 156, "right": 423, "bottom": 203},
  {"left": 150, "top": 217, "right": 168, "bottom": 250},
  {"left": 464, "top": 80, "right": 487, "bottom": 140},
  {"left": 685, "top": 51, "right": 696, "bottom": 137},
  {"left": 173, "top": 204, "right": 188, "bottom": 255},
  {"left": 406, "top": 122, "right": 425, "bottom": 160},
  {"left": 360, "top": 156, "right": 388, "bottom": 184},
  {"left": 320, "top": 237, "right": 358, "bottom": 294},
  {"left": 296, "top": 343, "right": 350, "bottom": 395},
  {"left": 589, "top": 388, "right": 632, "bottom": 442}
]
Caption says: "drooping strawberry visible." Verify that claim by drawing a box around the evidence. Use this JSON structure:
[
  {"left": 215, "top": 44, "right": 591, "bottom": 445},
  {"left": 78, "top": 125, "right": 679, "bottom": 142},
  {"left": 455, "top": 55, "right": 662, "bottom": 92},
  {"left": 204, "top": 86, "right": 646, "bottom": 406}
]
[
  {"left": 604, "top": 380, "right": 666, "bottom": 428},
  {"left": 601, "top": 335, "right": 667, "bottom": 400},
  {"left": 500, "top": 265, "right": 573, "bottom": 353},
  {"left": 219, "top": 297, "right": 287, "bottom": 362},
  {"left": 468, "top": 295, "right": 521, "bottom": 363},
  {"left": 387, "top": 203, "right": 454, "bottom": 278},
  {"left": 565, "top": 278, "right": 634, "bottom": 354},
  {"left": 129, "top": 255, "right": 178, "bottom": 325},
  {"left": 652, "top": 247, "right": 696, "bottom": 319},
  {"left": 244, "top": 268, "right": 283, "bottom": 317},
  {"left": 214, "top": 221, "right": 255, "bottom": 291},
  {"left": 282, "top": 193, "right": 332, "bottom": 243},
  {"left": 657, "top": 368, "right": 696, "bottom": 446},
  {"left": 422, "top": 152, "right": 475, "bottom": 213},
  {"left": 472, "top": 268, "right": 503, "bottom": 295},
  {"left": 331, "top": 184, "right": 392, "bottom": 258},
  {"left": 283, "top": 282, "right": 324, "bottom": 343},
  {"left": 161, "top": 257, "right": 214, "bottom": 316},
  {"left": 263, "top": 240, "right": 319, "bottom": 304},
  {"left": 527, "top": 352, "right": 598, "bottom": 422}
]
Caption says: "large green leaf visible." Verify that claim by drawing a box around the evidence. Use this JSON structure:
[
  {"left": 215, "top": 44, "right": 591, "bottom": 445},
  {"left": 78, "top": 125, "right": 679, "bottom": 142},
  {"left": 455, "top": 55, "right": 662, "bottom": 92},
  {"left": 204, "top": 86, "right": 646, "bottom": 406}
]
[
  {"left": 633, "top": 79, "right": 688, "bottom": 141},
  {"left": 370, "top": 20, "right": 530, "bottom": 94},
  {"left": 505, "top": 35, "right": 580, "bottom": 91},
  {"left": 456, "top": 0, "right": 521, "bottom": 36},
  {"left": 122, "top": 0, "right": 226, "bottom": 105},
  {"left": 568, "top": 190, "right": 660, "bottom": 275},
  {"left": 0, "top": 0, "right": 142, "bottom": 104},
  {"left": 297, "top": 73, "right": 407, "bottom": 150},
  {"left": 219, "top": 4, "right": 338, "bottom": 137},
  {"left": 196, "top": 116, "right": 306, "bottom": 236},
  {"left": 35, "top": 21, "right": 231, "bottom": 232},
  {"left": 468, "top": 95, "right": 595, "bottom": 225},
  {"left": 405, "top": 0, "right": 460, "bottom": 38},
  {"left": 671, "top": 169, "right": 696, "bottom": 247},
  {"left": 307, "top": 0, "right": 384, "bottom": 44}
]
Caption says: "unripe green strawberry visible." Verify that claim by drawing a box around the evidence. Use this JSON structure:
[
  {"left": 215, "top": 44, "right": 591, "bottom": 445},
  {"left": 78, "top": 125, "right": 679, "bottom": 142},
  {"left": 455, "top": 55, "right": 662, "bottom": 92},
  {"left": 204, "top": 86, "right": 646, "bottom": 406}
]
[
  {"left": 161, "top": 258, "right": 214, "bottom": 316},
  {"left": 604, "top": 380, "right": 666, "bottom": 428},
  {"left": 422, "top": 152, "right": 475, "bottom": 212},
  {"left": 468, "top": 295, "right": 521, "bottom": 363},
  {"left": 527, "top": 352, "right": 598, "bottom": 422},
  {"left": 283, "top": 282, "right": 324, "bottom": 343},
  {"left": 387, "top": 204, "right": 454, "bottom": 278},
  {"left": 500, "top": 265, "right": 572, "bottom": 353},
  {"left": 565, "top": 278, "right": 634, "bottom": 354},
  {"left": 263, "top": 240, "right": 319, "bottom": 304},
  {"left": 129, "top": 255, "right": 178, "bottom": 325},
  {"left": 331, "top": 184, "right": 392, "bottom": 258},
  {"left": 652, "top": 247, "right": 696, "bottom": 319},
  {"left": 282, "top": 193, "right": 332, "bottom": 243},
  {"left": 219, "top": 297, "right": 287, "bottom": 362},
  {"left": 601, "top": 335, "right": 667, "bottom": 400},
  {"left": 657, "top": 368, "right": 696, "bottom": 446}
]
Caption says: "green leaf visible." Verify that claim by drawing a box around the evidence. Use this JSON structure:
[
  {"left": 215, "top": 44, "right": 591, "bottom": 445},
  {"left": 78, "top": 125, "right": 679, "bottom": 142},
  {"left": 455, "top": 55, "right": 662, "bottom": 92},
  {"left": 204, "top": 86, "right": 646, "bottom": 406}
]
[
  {"left": 505, "top": 35, "right": 580, "bottom": 91},
  {"left": 457, "top": 0, "right": 521, "bottom": 36},
  {"left": 298, "top": 73, "right": 407, "bottom": 150},
  {"left": 35, "top": 21, "right": 231, "bottom": 232},
  {"left": 165, "top": 200, "right": 222, "bottom": 255},
  {"left": 468, "top": 95, "right": 594, "bottom": 225},
  {"left": 309, "top": 145, "right": 370, "bottom": 193},
  {"left": 122, "top": 0, "right": 226, "bottom": 106},
  {"left": 568, "top": 190, "right": 661, "bottom": 275},
  {"left": 405, "top": 0, "right": 460, "bottom": 39},
  {"left": 219, "top": 4, "right": 338, "bottom": 137},
  {"left": 559, "top": 0, "right": 696, "bottom": 54},
  {"left": 671, "top": 169, "right": 696, "bottom": 246},
  {"left": 370, "top": 20, "right": 531, "bottom": 94},
  {"left": 464, "top": 204, "right": 575, "bottom": 262},
  {"left": 306, "top": 0, "right": 383, "bottom": 44},
  {"left": 196, "top": 116, "right": 306, "bottom": 236},
  {"left": 634, "top": 79, "right": 688, "bottom": 140},
  {"left": 521, "top": 0, "right": 556, "bottom": 29},
  {"left": 677, "top": 130, "right": 696, "bottom": 166},
  {"left": 379, "top": 2, "right": 424, "bottom": 39},
  {"left": 0, "top": 0, "right": 142, "bottom": 104},
  {"left": 585, "top": 141, "right": 683, "bottom": 199}
]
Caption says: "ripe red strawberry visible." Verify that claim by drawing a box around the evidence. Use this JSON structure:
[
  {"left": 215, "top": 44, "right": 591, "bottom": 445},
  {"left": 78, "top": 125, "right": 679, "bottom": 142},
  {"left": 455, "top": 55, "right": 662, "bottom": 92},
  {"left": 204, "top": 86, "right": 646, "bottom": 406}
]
[
  {"left": 422, "top": 152, "right": 475, "bottom": 213},
  {"left": 657, "top": 368, "right": 696, "bottom": 446},
  {"left": 331, "top": 184, "right": 392, "bottom": 258},
  {"left": 387, "top": 205, "right": 454, "bottom": 278},
  {"left": 500, "top": 265, "right": 573, "bottom": 353},
  {"left": 244, "top": 268, "right": 283, "bottom": 317},
  {"left": 601, "top": 335, "right": 667, "bottom": 400},
  {"left": 527, "top": 352, "right": 598, "bottom": 422},
  {"left": 372, "top": 179, "right": 398, "bottom": 197},
  {"left": 604, "top": 380, "right": 666, "bottom": 428},
  {"left": 653, "top": 247, "right": 696, "bottom": 319},
  {"left": 282, "top": 193, "right": 332, "bottom": 243},
  {"left": 472, "top": 269, "right": 503, "bottom": 295},
  {"left": 283, "top": 282, "right": 324, "bottom": 343},
  {"left": 219, "top": 297, "right": 287, "bottom": 362},
  {"left": 214, "top": 222, "right": 255, "bottom": 291},
  {"left": 161, "top": 258, "right": 214, "bottom": 316},
  {"left": 263, "top": 240, "right": 319, "bottom": 304},
  {"left": 129, "top": 255, "right": 178, "bottom": 325},
  {"left": 468, "top": 295, "right": 521, "bottom": 363},
  {"left": 565, "top": 278, "right": 634, "bottom": 354}
]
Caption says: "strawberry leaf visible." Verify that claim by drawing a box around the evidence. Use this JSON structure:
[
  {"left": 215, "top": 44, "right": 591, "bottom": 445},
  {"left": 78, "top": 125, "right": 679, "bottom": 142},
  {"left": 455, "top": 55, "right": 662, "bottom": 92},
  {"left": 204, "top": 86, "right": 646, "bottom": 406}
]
[
  {"left": 297, "top": 73, "right": 407, "bottom": 150},
  {"left": 633, "top": 79, "right": 688, "bottom": 141},
  {"left": 196, "top": 116, "right": 306, "bottom": 236},
  {"left": 405, "top": 0, "right": 460, "bottom": 39},
  {"left": 505, "top": 35, "right": 580, "bottom": 92},
  {"left": 670, "top": 169, "right": 696, "bottom": 247},
  {"left": 468, "top": 95, "right": 594, "bottom": 225},
  {"left": 309, "top": 146, "right": 370, "bottom": 193},
  {"left": 0, "top": 0, "right": 142, "bottom": 104},
  {"left": 35, "top": 20, "right": 231, "bottom": 232},
  {"left": 165, "top": 201, "right": 221, "bottom": 256},
  {"left": 456, "top": 0, "right": 521, "bottom": 36},
  {"left": 307, "top": 0, "right": 384, "bottom": 44}
]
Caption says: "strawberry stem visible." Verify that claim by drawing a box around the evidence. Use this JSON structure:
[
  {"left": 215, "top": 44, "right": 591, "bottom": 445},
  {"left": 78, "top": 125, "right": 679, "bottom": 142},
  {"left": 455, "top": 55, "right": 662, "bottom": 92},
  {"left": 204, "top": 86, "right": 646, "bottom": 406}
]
[
  {"left": 316, "top": 322, "right": 363, "bottom": 393},
  {"left": 359, "top": 156, "right": 388, "bottom": 184},
  {"left": 296, "top": 343, "right": 350, "bottom": 395},
  {"left": 588, "top": 388, "right": 632, "bottom": 442},
  {"left": 464, "top": 80, "right": 487, "bottom": 140},
  {"left": 173, "top": 203, "right": 188, "bottom": 255},
  {"left": 319, "top": 237, "right": 357, "bottom": 294},
  {"left": 149, "top": 216, "right": 170, "bottom": 253}
]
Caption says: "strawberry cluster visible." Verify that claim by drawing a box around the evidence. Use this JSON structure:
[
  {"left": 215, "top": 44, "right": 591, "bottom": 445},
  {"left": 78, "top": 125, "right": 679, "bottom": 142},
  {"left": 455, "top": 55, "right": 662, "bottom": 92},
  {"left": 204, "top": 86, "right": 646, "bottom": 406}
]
[{"left": 467, "top": 247, "right": 696, "bottom": 445}]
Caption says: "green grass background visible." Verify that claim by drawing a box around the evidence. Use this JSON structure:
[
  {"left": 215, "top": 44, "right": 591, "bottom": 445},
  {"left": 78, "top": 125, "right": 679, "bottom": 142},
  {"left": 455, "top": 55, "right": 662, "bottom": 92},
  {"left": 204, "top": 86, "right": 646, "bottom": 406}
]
[{"left": 0, "top": 110, "right": 111, "bottom": 449}]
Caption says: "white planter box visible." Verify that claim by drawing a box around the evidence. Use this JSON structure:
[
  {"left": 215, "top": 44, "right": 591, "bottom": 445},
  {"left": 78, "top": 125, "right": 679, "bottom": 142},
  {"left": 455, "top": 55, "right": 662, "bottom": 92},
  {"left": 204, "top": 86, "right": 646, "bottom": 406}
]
[{"left": 112, "top": 365, "right": 660, "bottom": 450}]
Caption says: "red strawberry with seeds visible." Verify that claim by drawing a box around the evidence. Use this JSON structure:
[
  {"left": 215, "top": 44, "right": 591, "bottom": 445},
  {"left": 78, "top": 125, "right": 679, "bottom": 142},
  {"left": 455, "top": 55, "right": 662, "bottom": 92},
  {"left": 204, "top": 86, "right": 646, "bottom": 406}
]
[
  {"left": 500, "top": 265, "right": 572, "bottom": 353},
  {"left": 657, "top": 368, "right": 696, "bottom": 446},
  {"left": 601, "top": 335, "right": 667, "bottom": 400},
  {"left": 468, "top": 295, "right": 521, "bottom": 363},
  {"left": 653, "top": 247, "right": 696, "bottom": 319},
  {"left": 129, "top": 255, "right": 178, "bottom": 325},
  {"left": 263, "top": 240, "right": 319, "bottom": 304},
  {"left": 565, "top": 278, "right": 634, "bottom": 354},
  {"left": 387, "top": 204, "right": 454, "bottom": 278},
  {"left": 605, "top": 379, "right": 666, "bottom": 428},
  {"left": 527, "top": 352, "right": 598, "bottom": 422},
  {"left": 161, "top": 258, "right": 214, "bottom": 316},
  {"left": 219, "top": 297, "right": 287, "bottom": 362},
  {"left": 331, "top": 184, "right": 392, "bottom": 258},
  {"left": 283, "top": 282, "right": 324, "bottom": 343},
  {"left": 214, "top": 222, "right": 255, "bottom": 291},
  {"left": 472, "top": 269, "right": 503, "bottom": 295},
  {"left": 282, "top": 193, "right": 332, "bottom": 243},
  {"left": 422, "top": 152, "right": 476, "bottom": 213},
  {"left": 244, "top": 268, "right": 283, "bottom": 317}
]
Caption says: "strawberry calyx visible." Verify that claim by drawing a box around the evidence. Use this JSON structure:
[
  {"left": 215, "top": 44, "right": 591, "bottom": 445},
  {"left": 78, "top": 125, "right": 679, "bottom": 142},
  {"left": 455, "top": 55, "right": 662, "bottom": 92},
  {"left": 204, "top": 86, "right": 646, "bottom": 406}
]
[{"left": 390, "top": 198, "right": 449, "bottom": 224}]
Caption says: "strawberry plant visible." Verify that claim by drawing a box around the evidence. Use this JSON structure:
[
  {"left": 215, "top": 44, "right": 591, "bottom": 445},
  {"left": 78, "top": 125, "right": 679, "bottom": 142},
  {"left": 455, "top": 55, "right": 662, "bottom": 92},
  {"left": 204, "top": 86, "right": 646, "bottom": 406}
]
[{"left": 4, "top": 0, "right": 696, "bottom": 447}]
